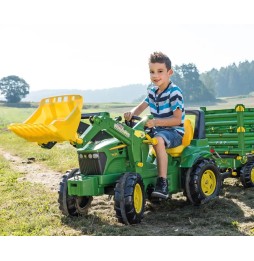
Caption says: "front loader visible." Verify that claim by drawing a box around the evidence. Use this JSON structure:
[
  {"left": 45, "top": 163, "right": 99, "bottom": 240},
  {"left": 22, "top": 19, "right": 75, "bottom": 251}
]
[{"left": 8, "top": 94, "right": 221, "bottom": 224}]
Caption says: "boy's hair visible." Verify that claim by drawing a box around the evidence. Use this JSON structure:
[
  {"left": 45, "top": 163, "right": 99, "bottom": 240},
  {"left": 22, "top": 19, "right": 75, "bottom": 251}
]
[{"left": 149, "top": 52, "right": 171, "bottom": 70}]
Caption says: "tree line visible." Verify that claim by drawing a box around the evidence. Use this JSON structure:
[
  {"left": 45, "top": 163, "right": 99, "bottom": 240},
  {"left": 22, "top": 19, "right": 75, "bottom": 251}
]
[
  {"left": 1, "top": 60, "right": 253, "bottom": 103},
  {"left": 200, "top": 60, "right": 254, "bottom": 97},
  {"left": 172, "top": 60, "right": 254, "bottom": 103}
]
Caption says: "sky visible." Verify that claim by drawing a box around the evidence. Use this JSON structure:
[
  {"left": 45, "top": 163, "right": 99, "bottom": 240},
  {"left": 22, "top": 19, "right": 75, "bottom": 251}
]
[{"left": 0, "top": 0, "right": 254, "bottom": 92}]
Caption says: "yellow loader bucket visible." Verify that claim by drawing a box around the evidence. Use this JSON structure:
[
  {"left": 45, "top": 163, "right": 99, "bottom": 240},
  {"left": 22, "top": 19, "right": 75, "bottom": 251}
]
[{"left": 8, "top": 94, "right": 83, "bottom": 145}]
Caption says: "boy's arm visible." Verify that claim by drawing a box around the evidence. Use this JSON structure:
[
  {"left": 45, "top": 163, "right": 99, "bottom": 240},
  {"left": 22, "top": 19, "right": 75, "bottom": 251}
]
[
  {"left": 124, "top": 101, "right": 148, "bottom": 121},
  {"left": 146, "top": 108, "right": 182, "bottom": 128}
]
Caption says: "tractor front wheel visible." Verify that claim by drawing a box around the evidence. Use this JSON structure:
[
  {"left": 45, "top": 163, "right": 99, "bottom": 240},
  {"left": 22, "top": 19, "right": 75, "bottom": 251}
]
[
  {"left": 186, "top": 159, "right": 221, "bottom": 205},
  {"left": 58, "top": 168, "right": 93, "bottom": 216},
  {"left": 114, "top": 172, "right": 146, "bottom": 225},
  {"left": 240, "top": 161, "right": 254, "bottom": 188}
]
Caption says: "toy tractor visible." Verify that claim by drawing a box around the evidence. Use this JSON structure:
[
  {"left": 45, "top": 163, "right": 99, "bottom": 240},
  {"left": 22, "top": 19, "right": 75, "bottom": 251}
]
[{"left": 9, "top": 94, "right": 221, "bottom": 225}]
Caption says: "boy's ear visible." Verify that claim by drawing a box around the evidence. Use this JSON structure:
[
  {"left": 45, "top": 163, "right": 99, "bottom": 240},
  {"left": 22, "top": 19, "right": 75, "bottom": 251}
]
[{"left": 168, "top": 68, "right": 173, "bottom": 76}]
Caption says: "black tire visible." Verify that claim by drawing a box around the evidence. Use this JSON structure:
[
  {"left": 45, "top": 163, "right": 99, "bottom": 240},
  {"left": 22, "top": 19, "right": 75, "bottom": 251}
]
[
  {"left": 58, "top": 168, "right": 93, "bottom": 216},
  {"left": 114, "top": 172, "right": 146, "bottom": 225},
  {"left": 240, "top": 161, "right": 254, "bottom": 188},
  {"left": 186, "top": 159, "right": 221, "bottom": 205}
]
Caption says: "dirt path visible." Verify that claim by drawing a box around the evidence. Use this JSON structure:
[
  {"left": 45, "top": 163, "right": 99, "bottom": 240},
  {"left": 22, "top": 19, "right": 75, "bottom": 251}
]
[{"left": 0, "top": 147, "right": 63, "bottom": 191}]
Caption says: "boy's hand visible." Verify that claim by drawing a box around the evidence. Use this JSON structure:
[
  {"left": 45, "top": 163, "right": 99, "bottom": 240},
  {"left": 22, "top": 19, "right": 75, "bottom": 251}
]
[
  {"left": 124, "top": 112, "right": 133, "bottom": 121},
  {"left": 145, "top": 119, "right": 156, "bottom": 128}
]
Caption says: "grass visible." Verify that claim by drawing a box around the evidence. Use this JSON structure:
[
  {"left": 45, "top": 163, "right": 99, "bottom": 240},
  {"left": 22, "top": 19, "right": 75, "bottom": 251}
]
[
  {"left": 0, "top": 107, "right": 36, "bottom": 130},
  {"left": 0, "top": 131, "right": 78, "bottom": 172},
  {"left": 0, "top": 155, "right": 69, "bottom": 235}
]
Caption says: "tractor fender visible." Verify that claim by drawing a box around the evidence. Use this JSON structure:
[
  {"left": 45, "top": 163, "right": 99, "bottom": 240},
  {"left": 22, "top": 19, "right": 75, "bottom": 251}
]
[{"left": 180, "top": 148, "right": 212, "bottom": 168}]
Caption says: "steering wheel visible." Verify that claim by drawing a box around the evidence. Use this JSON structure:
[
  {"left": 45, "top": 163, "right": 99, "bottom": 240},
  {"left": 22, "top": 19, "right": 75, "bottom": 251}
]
[
  {"left": 125, "top": 115, "right": 154, "bottom": 135},
  {"left": 125, "top": 115, "right": 142, "bottom": 128}
]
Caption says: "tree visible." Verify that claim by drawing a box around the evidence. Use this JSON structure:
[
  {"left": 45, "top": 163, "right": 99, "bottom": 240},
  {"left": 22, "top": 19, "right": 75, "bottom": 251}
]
[
  {"left": 200, "top": 72, "right": 216, "bottom": 96},
  {"left": 0, "top": 75, "right": 30, "bottom": 103},
  {"left": 172, "top": 63, "right": 215, "bottom": 103}
]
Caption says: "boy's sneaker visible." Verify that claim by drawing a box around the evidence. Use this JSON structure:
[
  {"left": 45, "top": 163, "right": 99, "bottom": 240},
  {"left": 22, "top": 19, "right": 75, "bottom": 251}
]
[{"left": 151, "top": 177, "right": 169, "bottom": 199}]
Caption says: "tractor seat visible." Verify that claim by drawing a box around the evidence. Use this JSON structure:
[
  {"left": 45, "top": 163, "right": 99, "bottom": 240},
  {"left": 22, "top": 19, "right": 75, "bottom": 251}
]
[{"left": 166, "top": 119, "right": 194, "bottom": 157}]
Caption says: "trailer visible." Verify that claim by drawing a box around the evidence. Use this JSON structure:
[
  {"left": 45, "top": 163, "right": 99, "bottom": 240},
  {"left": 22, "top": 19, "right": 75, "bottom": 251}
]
[{"left": 201, "top": 104, "right": 254, "bottom": 187}]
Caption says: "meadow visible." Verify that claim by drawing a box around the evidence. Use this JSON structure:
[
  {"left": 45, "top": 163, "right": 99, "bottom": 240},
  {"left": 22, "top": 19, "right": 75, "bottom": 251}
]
[{"left": 0, "top": 95, "right": 254, "bottom": 236}]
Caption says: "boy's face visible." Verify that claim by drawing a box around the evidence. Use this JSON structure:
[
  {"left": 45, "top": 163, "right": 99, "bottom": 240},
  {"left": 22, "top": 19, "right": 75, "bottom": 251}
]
[{"left": 149, "top": 62, "right": 173, "bottom": 89}]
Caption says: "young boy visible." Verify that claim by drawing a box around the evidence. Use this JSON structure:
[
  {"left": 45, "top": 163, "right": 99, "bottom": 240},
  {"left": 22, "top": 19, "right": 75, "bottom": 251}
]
[{"left": 124, "top": 51, "right": 185, "bottom": 199}]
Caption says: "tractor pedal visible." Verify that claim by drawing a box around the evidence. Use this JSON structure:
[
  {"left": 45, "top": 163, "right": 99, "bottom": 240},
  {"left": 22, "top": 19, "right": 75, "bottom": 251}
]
[{"left": 151, "top": 191, "right": 170, "bottom": 200}]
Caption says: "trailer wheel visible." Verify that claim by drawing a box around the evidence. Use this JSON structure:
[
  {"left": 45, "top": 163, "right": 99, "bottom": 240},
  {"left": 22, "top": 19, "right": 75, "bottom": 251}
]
[
  {"left": 114, "top": 172, "right": 146, "bottom": 225},
  {"left": 240, "top": 161, "right": 254, "bottom": 188},
  {"left": 186, "top": 159, "right": 221, "bottom": 205},
  {"left": 58, "top": 168, "right": 93, "bottom": 216}
]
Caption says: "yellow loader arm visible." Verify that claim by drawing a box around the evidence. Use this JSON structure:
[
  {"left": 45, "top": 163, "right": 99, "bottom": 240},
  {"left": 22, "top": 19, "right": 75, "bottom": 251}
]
[{"left": 8, "top": 94, "right": 83, "bottom": 145}]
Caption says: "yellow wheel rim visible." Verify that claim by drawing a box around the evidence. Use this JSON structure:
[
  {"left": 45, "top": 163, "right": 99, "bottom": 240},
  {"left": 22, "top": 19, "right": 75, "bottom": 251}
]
[
  {"left": 133, "top": 183, "right": 143, "bottom": 214},
  {"left": 201, "top": 170, "right": 217, "bottom": 196},
  {"left": 251, "top": 168, "right": 254, "bottom": 183}
]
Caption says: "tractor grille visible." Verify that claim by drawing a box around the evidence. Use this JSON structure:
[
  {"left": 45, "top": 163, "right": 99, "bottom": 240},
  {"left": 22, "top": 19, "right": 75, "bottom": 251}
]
[{"left": 78, "top": 152, "right": 107, "bottom": 175}]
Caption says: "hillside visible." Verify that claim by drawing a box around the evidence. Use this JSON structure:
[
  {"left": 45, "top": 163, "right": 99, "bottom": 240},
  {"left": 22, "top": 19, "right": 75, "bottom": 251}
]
[{"left": 23, "top": 84, "right": 147, "bottom": 103}]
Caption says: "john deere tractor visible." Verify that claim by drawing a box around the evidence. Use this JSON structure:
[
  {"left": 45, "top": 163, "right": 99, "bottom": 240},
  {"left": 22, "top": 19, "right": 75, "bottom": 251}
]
[{"left": 9, "top": 94, "right": 221, "bottom": 225}]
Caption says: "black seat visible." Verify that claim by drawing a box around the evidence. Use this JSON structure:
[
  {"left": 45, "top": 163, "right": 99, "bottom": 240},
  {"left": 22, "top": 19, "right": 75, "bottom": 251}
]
[{"left": 185, "top": 109, "right": 206, "bottom": 139}]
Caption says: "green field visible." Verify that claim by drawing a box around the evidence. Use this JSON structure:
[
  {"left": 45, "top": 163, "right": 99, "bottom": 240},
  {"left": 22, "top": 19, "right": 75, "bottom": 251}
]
[{"left": 1, "top": 96, "right": 254, "bottom": 236}]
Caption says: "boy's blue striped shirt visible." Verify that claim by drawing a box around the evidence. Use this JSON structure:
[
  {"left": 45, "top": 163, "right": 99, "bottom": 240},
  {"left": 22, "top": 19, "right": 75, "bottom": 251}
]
[{"left": 144, "top": 82, "right": 185, "bottom": 135}]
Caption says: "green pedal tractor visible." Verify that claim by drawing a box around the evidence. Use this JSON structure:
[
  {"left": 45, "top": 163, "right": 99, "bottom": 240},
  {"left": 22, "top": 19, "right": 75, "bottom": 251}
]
[{"left": 8, "top": 94, "right": 234, "bottom": 225}]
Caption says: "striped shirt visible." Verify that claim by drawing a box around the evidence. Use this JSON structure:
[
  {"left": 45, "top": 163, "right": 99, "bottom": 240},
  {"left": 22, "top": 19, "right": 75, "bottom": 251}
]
[{"left": 144, "top": 82, "right": 185, "bottom": 135}]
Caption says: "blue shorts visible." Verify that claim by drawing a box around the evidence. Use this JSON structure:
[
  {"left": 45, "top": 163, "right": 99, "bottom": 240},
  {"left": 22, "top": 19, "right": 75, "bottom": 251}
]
[{"left": 152, "top": 127, "right": 183, "bottom": 148}]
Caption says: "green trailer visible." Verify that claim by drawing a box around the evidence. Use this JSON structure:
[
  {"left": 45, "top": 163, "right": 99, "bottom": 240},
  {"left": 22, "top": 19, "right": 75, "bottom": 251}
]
[{"left": 201, "top": 104, "right": 254, "bottom": 187}]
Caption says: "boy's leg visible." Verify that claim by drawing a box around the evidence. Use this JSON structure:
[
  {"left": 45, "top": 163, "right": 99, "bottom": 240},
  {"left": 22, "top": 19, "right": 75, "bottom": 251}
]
[
  {"left": 150, "top": 129, "right": 182, "bottom": 199},
  {"left": 151, "top": 136, "right": 169, "bottom": 199},
  {"left": 154, "top": 136, "right": 168, "bottom": 178}
]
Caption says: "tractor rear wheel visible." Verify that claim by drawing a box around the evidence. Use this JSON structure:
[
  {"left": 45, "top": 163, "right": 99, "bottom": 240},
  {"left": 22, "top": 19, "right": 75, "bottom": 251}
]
[
  {"left": 114, "top": 172, "right": 146, "bottom": 225},
  {"left": 58, "top": 168, "right": 93, "bottom": 216},
  {"left": 186, "top": 159, "right": 221, "bottom": 205},
  {"left": 240, "top": 161, "right": 254, "bottom": 188}
]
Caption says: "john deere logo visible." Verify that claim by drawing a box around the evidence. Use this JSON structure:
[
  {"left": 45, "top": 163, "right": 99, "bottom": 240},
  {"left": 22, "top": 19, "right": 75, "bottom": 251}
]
[{"left": 114, "top": 123, "right": 130, "bottom": 138}]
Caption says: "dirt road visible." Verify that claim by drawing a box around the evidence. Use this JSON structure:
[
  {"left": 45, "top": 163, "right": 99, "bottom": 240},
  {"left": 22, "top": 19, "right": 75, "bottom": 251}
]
[{"left": 0, "top": 147, "right": 62, "bottom": 191}]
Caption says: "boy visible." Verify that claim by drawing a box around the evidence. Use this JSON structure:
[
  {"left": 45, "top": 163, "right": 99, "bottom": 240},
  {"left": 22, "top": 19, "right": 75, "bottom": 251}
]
[{"left": 124, "top": 51, "right": 185, "bottom": 199}]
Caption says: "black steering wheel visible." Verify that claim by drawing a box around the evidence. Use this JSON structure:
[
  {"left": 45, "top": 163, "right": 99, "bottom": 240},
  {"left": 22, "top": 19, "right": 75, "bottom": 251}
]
[
  {"left": 125, "top": 116, "right": 154, "bottom": 135},
  {"left": 125, "top": 115, "right": 142, "bottom": 128}
]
